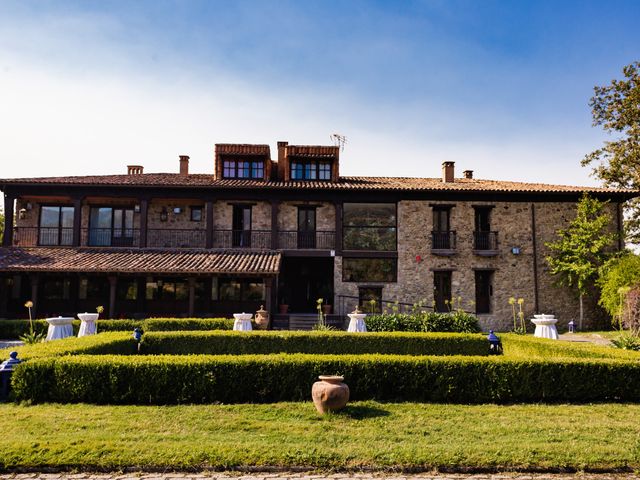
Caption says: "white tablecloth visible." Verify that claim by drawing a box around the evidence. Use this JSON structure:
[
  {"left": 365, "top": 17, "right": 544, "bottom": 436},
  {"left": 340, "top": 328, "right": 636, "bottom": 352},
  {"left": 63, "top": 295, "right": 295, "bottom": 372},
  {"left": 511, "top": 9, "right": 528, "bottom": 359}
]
[
  {"left": 347, "top": 317, "right": 367, "bottom": 332},
  {"left": 78, "top": 313, "right": 99, "bottom": 337},
  {"left": 533, "top": 324, "right": 559, "bottom": 340},
  {"left": 233, "top": 319, "right": 253, "bottom": 331},
  {"left": 45, "top": 318, "right": 74, "bottom": 341}
]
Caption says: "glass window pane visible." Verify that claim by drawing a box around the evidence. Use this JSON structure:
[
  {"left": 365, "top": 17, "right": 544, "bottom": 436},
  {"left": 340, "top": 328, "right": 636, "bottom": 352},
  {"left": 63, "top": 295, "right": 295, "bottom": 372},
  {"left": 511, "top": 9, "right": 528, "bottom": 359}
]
[
  {"left": 251, "top": 161, "right": 264, "bottom": 179},
  {"left": 238, "top": 161, "right": 250, "bottom": 178},
  {"left": 342, "top": 258, "right": 397, "bottom": 282},
  {"left": 243, "top": 281, "right": 264, "bottom": 301},
  {"left": 319, "top": 162, "right": 331, "bottom": 180},
  {"left": 219, "top": 280, "right": 241, "bottom": 301},
  {"left": 175, "top": 282, "right": 188, "bottom": 301},
  {"left": 291, "top": 162, "right": 304, "bottom": 180},
  {"left": 40, "top": 206, "right": 60, "bottom": 228},
  {"left": 305, "top": 162, "right": 317, "bottom": 180},
  {"left": 113, "top": 210, "right": 123, "bottom": 237},
  {"left": 146, "top": 281, "right": 158, "bottom": 300},
  {"left": 117, "top": 280, "right": 138, "bottom": 300},
  {"left": 162, "top": 282, "right": 176, "bottom": 300},
  {"left": 343, "top": 227, "right": 396, "bottom": 250},
  {"left": 343, "top": 203, "right": 396, "bottom": 227},
  {"left": 223, "top": 160, "right": 236, "bottom": 178},
  {"left": 60, "top": 207, "right": 75, "bottom": 228},
  {"left": 89, "top": 208, "right": 113, "bottom": 246}
]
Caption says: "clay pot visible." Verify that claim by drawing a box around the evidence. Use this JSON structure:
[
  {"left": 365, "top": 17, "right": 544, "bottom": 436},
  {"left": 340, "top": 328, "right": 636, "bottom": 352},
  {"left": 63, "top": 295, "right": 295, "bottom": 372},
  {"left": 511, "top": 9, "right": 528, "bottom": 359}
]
[
  {"left": 254, "top": 305, "right": 269, "bottom": 330},
  {"left": 311, "top": 375, "right": 350, "bottom": 414}
]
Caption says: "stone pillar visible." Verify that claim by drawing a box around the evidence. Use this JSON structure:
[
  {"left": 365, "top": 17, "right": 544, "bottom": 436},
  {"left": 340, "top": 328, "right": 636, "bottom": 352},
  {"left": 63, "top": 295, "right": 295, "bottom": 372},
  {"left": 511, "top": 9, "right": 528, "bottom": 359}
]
[
  {"left": 136, "top": 277, "right": 146, "bottom": 315},
  {"left": 139, "top": 199, "right": 149, "bottom": 248},
  {"left": 334, "top": 201, "right": 342, "bottom": 255},
  {"left": 264, "top": 277, "right": 273, "bottom": 314},
  {"left": 0, "top": 276, "right": 7, "bottom": 319},
  {"left": 3, "top": 193, "right": 15, "bottom": 247},
  {"left": 72, "top": 197, "right": 82, "bottom": 246},
  {"left": 188, "top": 277, "right": 196, "bottom": 317},
  {"left": 205, "top": 200, "right": 214, "bottom": 249},
  {"left": 108, "top": 276, "right": 117, "bottom": 319},
  {"left": 29, "top": 274, "right": 40, "bottom": 319},
  {"left": 271, "top": 200, "right": 279, "bottom": 249}
]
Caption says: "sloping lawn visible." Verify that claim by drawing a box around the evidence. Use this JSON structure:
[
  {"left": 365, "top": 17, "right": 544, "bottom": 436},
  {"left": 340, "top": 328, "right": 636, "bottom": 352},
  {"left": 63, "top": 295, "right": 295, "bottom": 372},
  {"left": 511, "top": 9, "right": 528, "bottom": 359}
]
[{"left": 1, "top": 401, "right": 639, "bottom": 472}]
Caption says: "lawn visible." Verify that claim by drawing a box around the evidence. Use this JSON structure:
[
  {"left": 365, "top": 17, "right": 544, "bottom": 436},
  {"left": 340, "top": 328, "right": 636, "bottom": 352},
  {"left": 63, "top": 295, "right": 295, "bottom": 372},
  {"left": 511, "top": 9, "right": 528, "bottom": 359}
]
[{"left": 1, "top": 401, "right": 639, "bottom": 472}]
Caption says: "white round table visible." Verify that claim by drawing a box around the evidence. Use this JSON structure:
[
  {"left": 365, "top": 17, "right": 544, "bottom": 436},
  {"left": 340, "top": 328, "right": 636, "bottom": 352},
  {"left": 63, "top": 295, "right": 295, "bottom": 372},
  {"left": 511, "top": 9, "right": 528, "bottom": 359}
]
[
  {"left": 233, "top": 313, "right": 253, "bottom": 331},
  {"left": 77, "top": 313, "right": 99, "bottom": 337},
  {"left": 45, "top": 316, "right": 75, "bottom": 341},
  {"left": 347, "top": 313, "right": 367, "bottom": 332},
  {"left": 531, "top": 314, "right": 559, "bottom": 340}
]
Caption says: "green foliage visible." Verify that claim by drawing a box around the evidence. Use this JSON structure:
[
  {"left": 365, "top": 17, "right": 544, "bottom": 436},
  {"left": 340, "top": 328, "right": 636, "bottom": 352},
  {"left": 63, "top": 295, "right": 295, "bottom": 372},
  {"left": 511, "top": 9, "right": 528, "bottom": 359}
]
[
  {"left": 597, "top": 252, "right": 640, "bottom": 322},
  {"left": 140, "top": 331, "right": 488, "bottom": 356},
  {"left": 0, "top": 319, "right": 143, "bottom": 339},
  {"left": 143, "top": 317, "right": 234, "bottom": 331},
  {"left": 582, "top": 61, "right": 640, "bottom": 243},
  {"left": 365, "top": 311, "right": 480, "bottom": 333},
  {"left": 611, "top": 334, "right": 640, "bottom": 351},
  {"left": 0, "top": 210, "right": 4, "bottom": 244}
]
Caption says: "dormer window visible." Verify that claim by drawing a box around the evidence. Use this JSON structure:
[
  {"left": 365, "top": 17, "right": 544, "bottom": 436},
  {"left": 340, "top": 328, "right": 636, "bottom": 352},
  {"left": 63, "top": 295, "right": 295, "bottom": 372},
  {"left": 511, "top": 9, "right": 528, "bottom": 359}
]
[
  {"left": 222, "top": 159, "right": 264, "bottom": 179},
  {"left": 291, "top": 160, "right": 332, "bottom": 181}
]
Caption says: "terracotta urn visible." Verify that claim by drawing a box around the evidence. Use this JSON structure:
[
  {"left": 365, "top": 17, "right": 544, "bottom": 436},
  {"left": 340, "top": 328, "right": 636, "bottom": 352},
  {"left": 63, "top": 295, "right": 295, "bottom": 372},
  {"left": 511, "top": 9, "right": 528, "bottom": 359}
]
[
  {"left": 255, "top": 305, "right": 270, "bottom": 330},
  {"left": 311, "top": 375, "right": 350, "bottom": 414}
]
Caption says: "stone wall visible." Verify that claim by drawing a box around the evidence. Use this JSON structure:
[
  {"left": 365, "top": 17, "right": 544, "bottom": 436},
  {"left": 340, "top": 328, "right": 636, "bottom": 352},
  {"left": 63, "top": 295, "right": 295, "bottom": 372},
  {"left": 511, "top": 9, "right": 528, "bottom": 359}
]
[{"left": 277, "top": 202, "right": 336, "bottom": 231}]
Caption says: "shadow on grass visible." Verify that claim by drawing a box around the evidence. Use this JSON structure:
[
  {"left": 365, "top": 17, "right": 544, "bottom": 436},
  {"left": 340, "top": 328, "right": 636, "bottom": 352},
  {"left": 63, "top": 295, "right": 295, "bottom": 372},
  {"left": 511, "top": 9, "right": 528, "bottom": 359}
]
[{"left": 332, "top": 404, "right": 391, "bottom": 419}]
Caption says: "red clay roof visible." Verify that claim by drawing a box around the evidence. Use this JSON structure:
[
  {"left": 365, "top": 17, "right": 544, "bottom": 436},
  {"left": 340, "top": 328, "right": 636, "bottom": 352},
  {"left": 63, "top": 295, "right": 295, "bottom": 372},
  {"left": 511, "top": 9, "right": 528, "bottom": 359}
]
[{"left": 0, "top": 248, "right": 281, "bottom": 275}]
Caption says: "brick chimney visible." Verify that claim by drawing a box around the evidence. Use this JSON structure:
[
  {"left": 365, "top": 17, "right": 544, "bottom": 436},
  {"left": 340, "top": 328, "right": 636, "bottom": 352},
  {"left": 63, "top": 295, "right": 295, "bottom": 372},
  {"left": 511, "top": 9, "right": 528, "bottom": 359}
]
[
  {"left": 463, "top": 170, "right": 473, "bottom": 179},
  {"left": 179, "top": 155, "right": 190, "bottom": 175},
  {"left": 442, "top": 162, "right": 455, "bottom": 183},
  {"left": 127, "top": 165, "right": 144, "bottom": 175},
  {"left": 277, "top": 141, "right": 288, "bottom": 181}
]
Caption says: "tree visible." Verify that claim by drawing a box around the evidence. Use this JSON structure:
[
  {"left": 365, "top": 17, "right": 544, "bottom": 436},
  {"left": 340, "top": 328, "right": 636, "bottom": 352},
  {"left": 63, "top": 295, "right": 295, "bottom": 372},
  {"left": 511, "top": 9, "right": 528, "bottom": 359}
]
[
  {"left": 546, "top": 194, "right": 617, "bottom": 329},
  {"left": 597, "top": 252, "right": 640, "bottom": 326},
  {"left": 582, "top": 61, "right": 640, "bottom": 243}
]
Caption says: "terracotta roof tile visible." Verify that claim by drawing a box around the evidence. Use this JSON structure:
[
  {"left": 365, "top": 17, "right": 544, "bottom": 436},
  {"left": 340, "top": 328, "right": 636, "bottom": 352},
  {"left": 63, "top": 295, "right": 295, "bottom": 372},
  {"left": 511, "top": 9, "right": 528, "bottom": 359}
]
[
  {"left": 0, "top": 173, "right": 636, "bottom": 196},
  {"left": 0, "top": 248, "right": 281, "bottom": 275}
]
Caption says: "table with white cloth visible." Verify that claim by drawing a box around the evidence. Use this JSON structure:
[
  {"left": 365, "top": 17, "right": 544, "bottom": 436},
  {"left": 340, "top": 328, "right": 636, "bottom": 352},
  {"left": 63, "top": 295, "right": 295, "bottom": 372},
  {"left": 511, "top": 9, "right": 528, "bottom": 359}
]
[
  {"left": 531, "top": 315, "right": 559, "bottom": 340},
  {"left": 233, "top": 313, "right": 253, "bottom": 331},
  {"left": 45, "top": 317, "right": 74, "bottom": 341},
  {"left": 77, "top": 313, "right": 99, "bottom": 337},
  {"left": 347, "top": 313, "right": 367, "bottom": 333}
]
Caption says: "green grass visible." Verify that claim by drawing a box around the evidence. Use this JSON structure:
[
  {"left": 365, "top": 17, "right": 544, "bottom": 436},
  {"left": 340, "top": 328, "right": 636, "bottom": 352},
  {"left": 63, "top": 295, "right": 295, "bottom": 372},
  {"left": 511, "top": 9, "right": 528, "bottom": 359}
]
[{"left": 1, "top": 402, "right": 639, "bottom": 472}]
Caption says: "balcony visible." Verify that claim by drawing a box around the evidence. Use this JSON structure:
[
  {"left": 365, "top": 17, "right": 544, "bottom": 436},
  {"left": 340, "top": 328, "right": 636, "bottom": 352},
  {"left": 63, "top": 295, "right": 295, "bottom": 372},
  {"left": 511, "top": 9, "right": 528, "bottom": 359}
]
[
  {"left": 431, "top": 230, "right": 456, "bottom": 255},
  {"left": 473, "top": 231, "right": 499, "bottom": 255},
  {"left": 12, "top": 227, "right": 337, "bottom": 251}
]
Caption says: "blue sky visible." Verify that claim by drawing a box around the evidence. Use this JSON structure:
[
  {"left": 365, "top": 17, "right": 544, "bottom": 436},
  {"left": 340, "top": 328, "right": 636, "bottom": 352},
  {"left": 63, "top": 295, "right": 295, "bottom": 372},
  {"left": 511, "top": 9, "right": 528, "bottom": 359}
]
[{"left": 0, "top": 0, "right": 639, "bottom": 185}]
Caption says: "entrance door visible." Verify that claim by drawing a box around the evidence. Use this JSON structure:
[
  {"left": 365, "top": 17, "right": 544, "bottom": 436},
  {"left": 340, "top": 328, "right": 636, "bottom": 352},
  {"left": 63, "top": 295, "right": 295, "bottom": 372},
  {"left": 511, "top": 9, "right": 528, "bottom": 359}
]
[
  {"left": 232, "top": 205, "right": 252, "bottom": 247},
  {"left": 475, "top": 270, "right": 493, "bottom": 314},
  {"left": 297, "top": 207, "right": 316, "bottom": 248},
  {"left": 433, "top": 271, "right": 452, "bottom": 313},
  {"left": 280, "top": 257, "right": 333, "bottom": 313},
  {"left": 112, "top": 208, "right": 134, "bottom": 246}
]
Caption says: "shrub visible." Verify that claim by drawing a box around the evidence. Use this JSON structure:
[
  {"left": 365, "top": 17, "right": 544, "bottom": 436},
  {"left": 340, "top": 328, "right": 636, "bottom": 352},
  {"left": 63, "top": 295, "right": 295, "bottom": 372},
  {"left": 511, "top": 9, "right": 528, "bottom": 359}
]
[
  {"left": 12, "top": 352, "right": 640, "bottom": 405},
  {"left": 366, "top": 311, "right": 480, "bottom": 333},
  {"left": 143, "top": 318, "right": 234, "bottom": 331},
  {"left": 140, "top": 331, "right": 489, "bottom": 356},
  {"left": 501, "top": 333, "right": 640, "bottom": 360},
  {"left": 597, "top": 252, "right": 640, "bottom": 323},
  {"left": 0, "top": 319, "right": 143, "bottom": 339}
]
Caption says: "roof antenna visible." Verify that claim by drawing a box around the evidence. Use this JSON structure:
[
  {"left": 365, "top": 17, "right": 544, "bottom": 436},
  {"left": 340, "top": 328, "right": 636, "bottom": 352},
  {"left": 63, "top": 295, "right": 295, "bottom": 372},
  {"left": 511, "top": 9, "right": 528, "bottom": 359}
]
[{"left": 330, "top": 133, "right": 347, "bottom": 152}]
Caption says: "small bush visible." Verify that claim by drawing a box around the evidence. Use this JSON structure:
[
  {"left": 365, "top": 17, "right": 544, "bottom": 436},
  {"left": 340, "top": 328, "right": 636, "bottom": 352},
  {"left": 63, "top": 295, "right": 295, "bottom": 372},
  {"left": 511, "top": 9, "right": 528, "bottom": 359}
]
[
  {"left": 366, "top": 311, "right": 480, "bottom": 333},
  {"left": 140, "top": 331, "right": 489, "bottom": 356},
  {"left": 143, "top": 318, "right": 234, "bottom": 331},
  {"left": 0, "top": 319, "right": 143, "bottom": 339},
  {"left": 598, "top": 252, "right": 640, "bottom": 322}
]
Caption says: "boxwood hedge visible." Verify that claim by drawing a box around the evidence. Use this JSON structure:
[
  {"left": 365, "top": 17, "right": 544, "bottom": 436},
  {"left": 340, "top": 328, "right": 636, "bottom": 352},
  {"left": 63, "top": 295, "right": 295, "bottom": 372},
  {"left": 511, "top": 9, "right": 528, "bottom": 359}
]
[
  {"left": 12, "top": 353, "right": 640, "bottom": 404},
  {"left": 0, "top": 319, "right": 143, "bottom": 338},
  {"left": 140, "top": 331, "right": 489, "bottom": 356},
  {"left": 143, "top": 318, "right": 233, "bottom": 331}
]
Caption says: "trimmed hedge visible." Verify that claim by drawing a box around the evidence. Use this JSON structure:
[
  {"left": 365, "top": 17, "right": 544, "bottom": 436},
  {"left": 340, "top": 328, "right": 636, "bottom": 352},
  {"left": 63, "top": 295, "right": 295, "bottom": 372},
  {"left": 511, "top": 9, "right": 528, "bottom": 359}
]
[
  {"left": 143, "top": 318, "right": 233, "bottom": 331},
  {"left": 0, "top": 319, "right": 143, "bottom": 338},
  {"left": 0, "top": 332, "right": 137, "bottom": 361},
  {"left": 140, "top": 331, "right": 489, "bottom": 356},
  {"left": 365, "top": 311, "right": 481, "bottom": 333},
  {"left": 12, "top": 353, "right": 640, "bottom": 404},
  {"left": 502, "top": 334, "right": 640, "bottom": 360}
]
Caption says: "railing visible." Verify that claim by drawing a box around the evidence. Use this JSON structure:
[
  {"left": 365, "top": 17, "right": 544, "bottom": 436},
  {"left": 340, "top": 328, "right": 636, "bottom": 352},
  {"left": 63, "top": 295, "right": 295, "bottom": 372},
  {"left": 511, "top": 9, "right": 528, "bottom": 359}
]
[
  {"left": 211, "top": 230, "right": 272, "bottom": 249},
  {"left": 473, "top": 231, "right": 498, "bottom": 251},
  {"left": 431, "top": 230, "right": 456, "bottom": 250},
  {"left": 147, "top": 229, "right": 206, "bottom": 249},
  {"left": 277, "top": 230, "right": 335, "bottom": 249},
  {"left": 82, "top": 228, "right": 141, "bottom": 247},
  {"left": 13, "top": 227, "right": 74, "bottom": 247}
]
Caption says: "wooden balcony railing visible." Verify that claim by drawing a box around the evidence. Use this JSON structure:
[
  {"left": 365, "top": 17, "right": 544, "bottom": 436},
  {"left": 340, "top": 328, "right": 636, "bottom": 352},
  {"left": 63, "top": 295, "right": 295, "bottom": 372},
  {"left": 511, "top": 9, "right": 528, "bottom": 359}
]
[
  {"left": 431, "top": 230, "right": 456, "bottom": 251},
  {"left": 473, "top": 231, "right": 499, "bottom": 251},
  {"left": 277, "top": 230, "right": 336, "bottom": 249}
]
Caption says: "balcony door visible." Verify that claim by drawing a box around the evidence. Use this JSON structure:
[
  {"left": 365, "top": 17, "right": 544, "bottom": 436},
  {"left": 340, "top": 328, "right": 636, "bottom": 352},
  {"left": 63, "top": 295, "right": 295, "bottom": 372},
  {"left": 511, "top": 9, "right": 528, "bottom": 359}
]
[
  {"left": 297, "top": 207, "right": 316, "bottom": 248},
  {"left": 39, "top": 206, "right": 74, "bottom": 246},
  {"left": 89, "top": 207, "right": 134, "bottom": 246},
  {"left": 232, "top": 205, "right": 252, "bottom": 247},
  {"left": 474, "top": 207, "right": 492, "bottom": 250},
  {"left": 432, "top": 207, "right": 451, "bottom": 249},
  {"left": 433, "top": 271, "right": 452, "bottom": 313}
]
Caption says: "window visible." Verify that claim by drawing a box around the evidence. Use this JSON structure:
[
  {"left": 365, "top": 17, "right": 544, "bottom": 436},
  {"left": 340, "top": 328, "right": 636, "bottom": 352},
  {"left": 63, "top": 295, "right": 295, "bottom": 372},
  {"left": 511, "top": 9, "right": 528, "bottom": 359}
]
[
  {"left": 89, "top": 207, "right": 134, "bottom": 247},
  {"left": 232, "top": 205, "right": 252, "bottom": 247},
  {"left": 191, "top": 206, "right": 203, "bottom": 222},
  {"left": 78, "top": 277, "right": 109, "bottom": 300},
  {"left": 43, "top": 278, "right": 71, "bottom": 300},
  {"left": 145, "top": 279, "right": 188, "bottom": 301},
  {"left": 473, "top": 206, "right": 496, "bottom": 251},
  {"left": 218, "top": 279, "right": 265, "bottom": 301},
  {"left": 432, "top": 207, "right": 453, "bottom": 250},
  {"left": 359, "top": 287, "right": 382, "bottom": 313},
  {"left": 433, "top": 271, "right": 452, "bottom": 313},
  {"left": 343, "top": 203, "right": 397, "bottom": 251},
  {"left": 39, "top": 206, "right": 74, "bottom": 246},
  {"left": 117, "top": 280, "right": 138, "bottom": 301},
  {"left": 343, "top": 258, "right": 397, "bottom": 282},
  {"left": 290, "top": 160, "right": 332, "bottom": 181},
  {"left": 222, "top": 158, "right": 264, "bottom": 179},
  {"left": 475, "top": 270, "right": 493, "bottom": 314}
]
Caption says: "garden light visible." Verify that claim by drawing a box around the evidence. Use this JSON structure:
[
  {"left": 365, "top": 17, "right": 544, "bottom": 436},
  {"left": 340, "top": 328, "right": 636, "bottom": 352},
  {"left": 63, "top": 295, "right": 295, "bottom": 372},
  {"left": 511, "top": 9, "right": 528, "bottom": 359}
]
[
  {"left": 0, "top": 351, "right": 21, "bottom": 400},
  {"left": 487, "top": 330, "right": 502, "bottom": 355},
  {"left": 568, "top": 320, "right": 576, "bottom": 333}
]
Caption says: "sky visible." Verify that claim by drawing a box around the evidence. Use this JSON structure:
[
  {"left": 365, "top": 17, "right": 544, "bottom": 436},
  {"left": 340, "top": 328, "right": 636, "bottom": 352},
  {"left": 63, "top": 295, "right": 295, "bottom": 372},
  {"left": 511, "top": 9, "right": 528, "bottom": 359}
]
[{"left": 0, "top": 0, "right": 639, "bottom": 186}]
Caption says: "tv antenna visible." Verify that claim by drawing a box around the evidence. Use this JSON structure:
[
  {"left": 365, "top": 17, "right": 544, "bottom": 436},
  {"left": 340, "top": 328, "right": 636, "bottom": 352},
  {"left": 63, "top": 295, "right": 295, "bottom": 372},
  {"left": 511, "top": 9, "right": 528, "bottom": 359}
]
[{"left": 330, "top": 133, "right": 347, "bottom": 151}]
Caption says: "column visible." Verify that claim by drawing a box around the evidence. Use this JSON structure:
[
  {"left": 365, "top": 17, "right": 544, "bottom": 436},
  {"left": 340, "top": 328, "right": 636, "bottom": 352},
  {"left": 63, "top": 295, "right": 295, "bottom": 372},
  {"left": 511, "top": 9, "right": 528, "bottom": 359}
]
[
  {"left": 188, "top": 277, "right": 196, "bottom": 317},
  {"left": 270, "top": 200, "right": 279, "bottom": 249},
  {"left": 0, "top": 276, "right": 7, "bottom": 319},
  {"left": 139, "top": 198, "right": 149, "bottom": 248},
  {"left": 264, "top": 277, "right": 273, "bottom": 314},
  {"left": 334, "top": 201, "right": 342, "bottom": 255},
  {"left": 108, "top": 276, "right": 117, "bottom": 319},
  {"left": 3, "top": 193, "right": 15, "bottom": 247},
  {"left": 205, "top": 200, "right": 214, "bottom": 248},
  {"left": 29, "top": 274, "right": 40, "bottom": 319},
  {"left": 72, "top": 197, "right": 82, "bottom": 246}
]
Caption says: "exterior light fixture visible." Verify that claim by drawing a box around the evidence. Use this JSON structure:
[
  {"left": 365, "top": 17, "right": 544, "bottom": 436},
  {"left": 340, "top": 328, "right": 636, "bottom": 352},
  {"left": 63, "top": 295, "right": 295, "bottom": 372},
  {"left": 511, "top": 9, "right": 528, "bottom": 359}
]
[
  {"left": 487, "top": 330, "right": 502, "bottom": 355},
  {"left": 25, "top": 202, "right": 33, "bottom": 210},
  {"left": 160, "top": 207, "right": 168, "bottom": 222},
  {"left": 568, "top": 320, "right": 576, "bottom": 333},
  {"left": 18, "top": 209, "right": 27, "bottom": 220},
  {"left": 511, "top": 247, "right": 521, "bottom": 255},
  {"left": 173, "top": 207, "right": 182, "bottom": 214},
  {"left": 134, "top": 204, "right": 141, "bottom": 213}
]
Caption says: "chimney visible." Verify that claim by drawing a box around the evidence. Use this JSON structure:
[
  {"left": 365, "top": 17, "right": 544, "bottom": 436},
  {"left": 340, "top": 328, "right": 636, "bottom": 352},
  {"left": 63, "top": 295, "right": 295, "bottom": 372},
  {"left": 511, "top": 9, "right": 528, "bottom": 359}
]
[
  {"left": 179, "top": 155, "right": 190, "bottom": 175},
  {"left": 442, "top": 162, "right": 455, "bottom": 183},
  {"left": 277, "top": 141, "right": 288, "bottom": 181},
  {"left": 463, "top": 170, "right": 473, "bottom": 179},
  {"left": 127, "top": 165, "right": 144, "bottom": 175}
]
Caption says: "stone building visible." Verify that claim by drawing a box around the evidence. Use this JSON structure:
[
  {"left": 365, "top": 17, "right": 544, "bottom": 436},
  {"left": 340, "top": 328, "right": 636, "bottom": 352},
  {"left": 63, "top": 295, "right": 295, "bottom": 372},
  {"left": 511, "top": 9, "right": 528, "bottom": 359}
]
[{"left": 0, "top": 141, "right": 635, "bottom": 330}]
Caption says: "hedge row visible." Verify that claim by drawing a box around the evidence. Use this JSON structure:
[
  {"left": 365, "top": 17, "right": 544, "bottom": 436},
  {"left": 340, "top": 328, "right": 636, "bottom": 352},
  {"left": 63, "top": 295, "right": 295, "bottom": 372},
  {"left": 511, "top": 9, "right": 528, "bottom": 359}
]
[
  {"left": 0, "top": 318, "right": 234, "bottom": 338},
  {"left": 365, "top": 311, "right": 481, "bottom": 333},
  {"left": 501, "top": 334, "right": 640, "bottom": 360},
  {"left": 140, "top": 331, "right": 489, "bottom": 356},
  {"left": 12, "top": 353, "right": 640, "bottom": 404}
]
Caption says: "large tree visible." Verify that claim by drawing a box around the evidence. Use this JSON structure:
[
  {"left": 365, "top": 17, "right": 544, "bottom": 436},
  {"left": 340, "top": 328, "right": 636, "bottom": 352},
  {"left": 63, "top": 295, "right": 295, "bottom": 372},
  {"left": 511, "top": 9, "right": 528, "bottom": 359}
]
[
  {"left": 582, "top": 61, "right": 640, "bottom": 243},
  {"left": 546, "top": 194, "right": 617, "bottom": 329}
]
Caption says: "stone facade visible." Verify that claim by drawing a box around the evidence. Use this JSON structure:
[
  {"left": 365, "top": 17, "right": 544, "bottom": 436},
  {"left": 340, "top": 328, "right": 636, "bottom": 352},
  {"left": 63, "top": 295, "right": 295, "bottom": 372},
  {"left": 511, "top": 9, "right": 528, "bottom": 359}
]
[{"left": 277, "top": 201, "right": 336, "bottom": 231}]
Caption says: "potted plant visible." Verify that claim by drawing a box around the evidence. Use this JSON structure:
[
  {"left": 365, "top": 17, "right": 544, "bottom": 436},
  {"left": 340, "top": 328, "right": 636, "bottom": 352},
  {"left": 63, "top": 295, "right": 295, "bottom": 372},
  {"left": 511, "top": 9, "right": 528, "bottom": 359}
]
[
  {"left": 278, "top": 299, "right": 289, "bottom": 314},
  {"left": 319, "top": 287, "right": 333, "bottom": 315}
]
